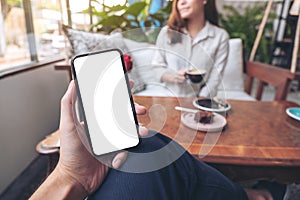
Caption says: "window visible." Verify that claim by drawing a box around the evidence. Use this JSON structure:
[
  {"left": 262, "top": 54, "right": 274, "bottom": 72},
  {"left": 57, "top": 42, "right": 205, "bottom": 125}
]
[
  {"left": 31, "top": 0, "right": 65, "bottom": 61},
  {"left": 0, "top": 0, "right": 168, "bottom": 72},
  {"left": 0, "top": 0, "right": 67, "bottom": 72},
  {"left": 0, "top": 0, "right": 31, "bottom": 70}
]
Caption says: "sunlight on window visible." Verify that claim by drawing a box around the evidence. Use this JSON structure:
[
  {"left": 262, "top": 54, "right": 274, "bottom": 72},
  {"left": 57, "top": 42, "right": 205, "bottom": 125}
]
[
  {"left": 69, "top": 0, "right": 127, "bottom": 12},
  {"left": 104, "top": 0, "right": 127, "bottom": 6},
  {"left": 69, "top": 0, "right": 89, "bottom": 12}
]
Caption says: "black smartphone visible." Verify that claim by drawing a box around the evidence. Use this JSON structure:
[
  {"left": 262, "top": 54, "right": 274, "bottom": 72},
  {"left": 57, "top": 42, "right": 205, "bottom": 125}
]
[{"left": 71, "top": 49, "right": 140, "bottom": 156}]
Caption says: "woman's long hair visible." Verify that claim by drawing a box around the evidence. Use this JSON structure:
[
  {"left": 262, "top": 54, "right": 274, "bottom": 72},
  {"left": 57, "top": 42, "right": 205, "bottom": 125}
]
[{"left": 167, "top": 0, "right": 219, "bottom": 43}]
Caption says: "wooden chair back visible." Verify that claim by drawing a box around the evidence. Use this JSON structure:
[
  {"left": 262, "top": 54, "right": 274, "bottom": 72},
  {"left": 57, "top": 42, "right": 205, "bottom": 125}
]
[{"left": 245, "top": 61, "right": 300, "bottom": 101}]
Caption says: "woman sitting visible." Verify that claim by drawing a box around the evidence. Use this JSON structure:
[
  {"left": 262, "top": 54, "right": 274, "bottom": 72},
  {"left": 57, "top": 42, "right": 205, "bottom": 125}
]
[{"left": 152, "top": 0, "right": 229, "bottom": 98}]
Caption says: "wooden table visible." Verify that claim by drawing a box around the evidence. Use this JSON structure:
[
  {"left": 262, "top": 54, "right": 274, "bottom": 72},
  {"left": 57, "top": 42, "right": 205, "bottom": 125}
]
[{"left": 133, "top": 96, "right": 300, "bottom": 183}]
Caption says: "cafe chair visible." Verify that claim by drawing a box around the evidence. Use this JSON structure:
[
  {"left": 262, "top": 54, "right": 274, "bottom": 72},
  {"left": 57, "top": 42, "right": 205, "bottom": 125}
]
[{"left": 245, "top": 61, "right": 300, "bottom": 101}]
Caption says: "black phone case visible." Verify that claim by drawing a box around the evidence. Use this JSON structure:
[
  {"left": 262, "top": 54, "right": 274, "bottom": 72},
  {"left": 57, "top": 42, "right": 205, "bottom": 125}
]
[{"left": 70, "top": 48, "right": 140, "bottom": 156}]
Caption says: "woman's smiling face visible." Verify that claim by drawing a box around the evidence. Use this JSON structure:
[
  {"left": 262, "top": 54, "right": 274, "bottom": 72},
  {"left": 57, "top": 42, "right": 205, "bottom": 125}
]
[{"left": 177, "top": 0, "right": 206, "bottom": 20}]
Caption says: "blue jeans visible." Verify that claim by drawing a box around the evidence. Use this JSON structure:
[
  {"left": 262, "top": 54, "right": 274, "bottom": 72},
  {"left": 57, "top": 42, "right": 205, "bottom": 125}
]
[{"left": 90, "top": 131, "right": 248, "bottom": 200}]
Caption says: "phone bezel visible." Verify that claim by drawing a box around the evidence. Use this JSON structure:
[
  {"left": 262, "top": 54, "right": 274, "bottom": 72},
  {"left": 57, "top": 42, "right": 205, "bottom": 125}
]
[{"left": 70, "top": 48, "right": 140, "bottom": 156}]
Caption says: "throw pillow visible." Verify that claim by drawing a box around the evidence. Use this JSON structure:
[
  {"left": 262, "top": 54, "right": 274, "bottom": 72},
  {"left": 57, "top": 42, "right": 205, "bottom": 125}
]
[
  {"left": 218, "top": 38, "right": 245, "bottom": 91},
  {"left": 62, "top": 25, "right": 128, "bottom": 55},
  {"left": 123, "top": 38, "right": 156, "bottom": 86},
  {"left": 62, "top": 25, "right": 146, "bottom": 93}
]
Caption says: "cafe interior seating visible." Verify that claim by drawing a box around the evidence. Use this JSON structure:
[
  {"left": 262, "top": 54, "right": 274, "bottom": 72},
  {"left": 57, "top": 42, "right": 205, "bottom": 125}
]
[
  {"left": 2, "top": 1, "right": 300, "bottom": 198},
  {"left": 215, "top": 38, "right": 255, "bottom": 101},
  {"left": 34, "top": 35, "right": 300, "bottom": 176},
  {"left": 34, "top": 21, "right": 300, "bottom": 194}
]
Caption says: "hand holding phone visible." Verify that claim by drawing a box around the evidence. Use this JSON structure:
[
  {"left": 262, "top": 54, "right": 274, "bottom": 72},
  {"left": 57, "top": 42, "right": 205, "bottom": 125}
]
[{"left": 71, "top": 49, "right": 140, "bottom": 156}]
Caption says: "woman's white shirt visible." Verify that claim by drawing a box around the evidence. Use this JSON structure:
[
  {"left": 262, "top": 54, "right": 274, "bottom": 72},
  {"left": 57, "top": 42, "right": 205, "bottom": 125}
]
[{"left": 152, "top": 22, "right": 229, "bottom": 98}]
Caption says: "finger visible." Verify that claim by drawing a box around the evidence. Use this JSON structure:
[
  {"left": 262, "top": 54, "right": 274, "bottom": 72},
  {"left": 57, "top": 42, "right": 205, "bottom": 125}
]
[
  {"left": 177, "top": 70, "right": 186, "bottom": 76},
  {"left": 75, "top": 121, "right": 92, "bottom": 153},
  {"left": 60, "top": 81, "right": 76, "bottom": 131},
  {"left": 175, "top": 75, "right": 186, "bottom": 83},
  {"left": 112, "top": 151, "right": 128, "bottom": 169},
  {"left": 139, "top": 125, "right": 149, "bottom": 137},
  {"left": 134, "top": 103, "right": 147, "bottom": 115}
]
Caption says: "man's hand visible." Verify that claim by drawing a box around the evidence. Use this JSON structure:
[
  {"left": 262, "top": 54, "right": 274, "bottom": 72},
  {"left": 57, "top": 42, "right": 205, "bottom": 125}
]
[
  {"left": 58, "top": 80, "right": 149, "bottom": 193},
  {"left": 58, "top": 80, "right": 108, "bottom": 194},
  {"left": 31, "top": 80, "right": 148, "bottom": 199}
]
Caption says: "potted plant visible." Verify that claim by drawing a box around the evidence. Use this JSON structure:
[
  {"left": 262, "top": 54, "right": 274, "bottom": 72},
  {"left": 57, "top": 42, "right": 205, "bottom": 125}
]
[
  {"left": 82, "top": 0, "right": 172, "bottom": 42},
  {"left": 220, "top": 4, "right": 276, "bottom": 63}
]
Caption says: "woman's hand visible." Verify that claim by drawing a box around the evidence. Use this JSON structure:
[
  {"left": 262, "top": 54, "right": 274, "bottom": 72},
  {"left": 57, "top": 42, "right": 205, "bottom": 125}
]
[{"left": 161, "top": 70, "right": 186, "bottom": 83}]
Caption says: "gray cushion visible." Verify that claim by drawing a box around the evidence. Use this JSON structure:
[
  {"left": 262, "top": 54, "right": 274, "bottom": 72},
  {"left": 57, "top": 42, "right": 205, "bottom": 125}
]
[
  {"left": 123, "top": 39, "right": 156, "bottom": 89},
  {"left": 62, "top": 25, "right": 128, "bottom": 55},
  {"left": 62, "top": 25, "right": 146, "bottom": 93},
  {"left": 218, "top": 38, "right": 245, "bottom": 91}
]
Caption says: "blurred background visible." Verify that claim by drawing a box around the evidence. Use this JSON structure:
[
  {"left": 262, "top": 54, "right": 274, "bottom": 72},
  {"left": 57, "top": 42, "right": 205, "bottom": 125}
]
[
  {"left": 1, "top": 0, "right": 299, "bottom": 71},
  {"left": 0, "top": 0, "right": 299, "bottom": 197}
]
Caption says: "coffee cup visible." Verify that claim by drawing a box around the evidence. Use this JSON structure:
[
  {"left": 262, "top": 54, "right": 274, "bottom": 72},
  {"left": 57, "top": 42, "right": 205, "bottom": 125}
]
[{"left": 185, "top": 69, "right": 206, "bottom": 83}]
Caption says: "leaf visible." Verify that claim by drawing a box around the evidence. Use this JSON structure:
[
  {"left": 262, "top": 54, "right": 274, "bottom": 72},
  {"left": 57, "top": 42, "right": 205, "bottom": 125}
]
[
  {"left": 124, "top": 2, "right": 147, "bottom": 17},
  {"left": 159, "top": 1, "right": 172, "bottom": 13},
  {"left": 89, "top": 0, "right": 171, "bottom": 38},
  {"left": 101, "top": 15, "right": 124, "bottom": 26},
  {"left": 220, "top": 3, "right": 276, "bottom": 61},
  {"left": 93, "top": 11, "right": 110, "bottom": 18},
  {"left": 105, "top": 4, "right": 127, "bottom": 12}
]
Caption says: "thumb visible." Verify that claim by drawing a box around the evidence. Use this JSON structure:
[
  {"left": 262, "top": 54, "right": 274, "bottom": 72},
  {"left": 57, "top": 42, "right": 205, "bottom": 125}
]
[
  {"left": 60, "top": 80, "right": 76, "bottom": 132},
  {"left": 112, "top": 151, "right": 128, "bottom": 169}
]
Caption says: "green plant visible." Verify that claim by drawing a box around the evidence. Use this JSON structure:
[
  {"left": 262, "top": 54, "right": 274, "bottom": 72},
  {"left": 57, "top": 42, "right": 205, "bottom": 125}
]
[
  {"left": 83, "top": 1, "right": 172, "bottom": 42},
  {"left": 220, "top": 4, "right": 276, "bottom": 63}
]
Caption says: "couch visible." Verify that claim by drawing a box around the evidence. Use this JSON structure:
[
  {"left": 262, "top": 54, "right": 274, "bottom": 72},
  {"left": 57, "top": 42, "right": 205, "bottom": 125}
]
[{"left": 63, "top": 25, "right": 255, "bottom": 101}]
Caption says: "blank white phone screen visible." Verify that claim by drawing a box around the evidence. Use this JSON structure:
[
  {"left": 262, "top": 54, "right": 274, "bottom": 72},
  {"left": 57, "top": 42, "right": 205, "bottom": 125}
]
[{"left": 73, "top": 50, "right": 139, "bottom": 156}]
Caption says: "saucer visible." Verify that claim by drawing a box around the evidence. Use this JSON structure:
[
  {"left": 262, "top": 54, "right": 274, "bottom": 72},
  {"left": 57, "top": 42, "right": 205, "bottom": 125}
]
[
  {"left": 181, "top": 112, "right": 227, "bottom": 132},
  {"left": 193, "top": 99, "right": 231, "bottom": 113},
  {"left": 286, "top": 107, "right": 300, "bottom": 121}
]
